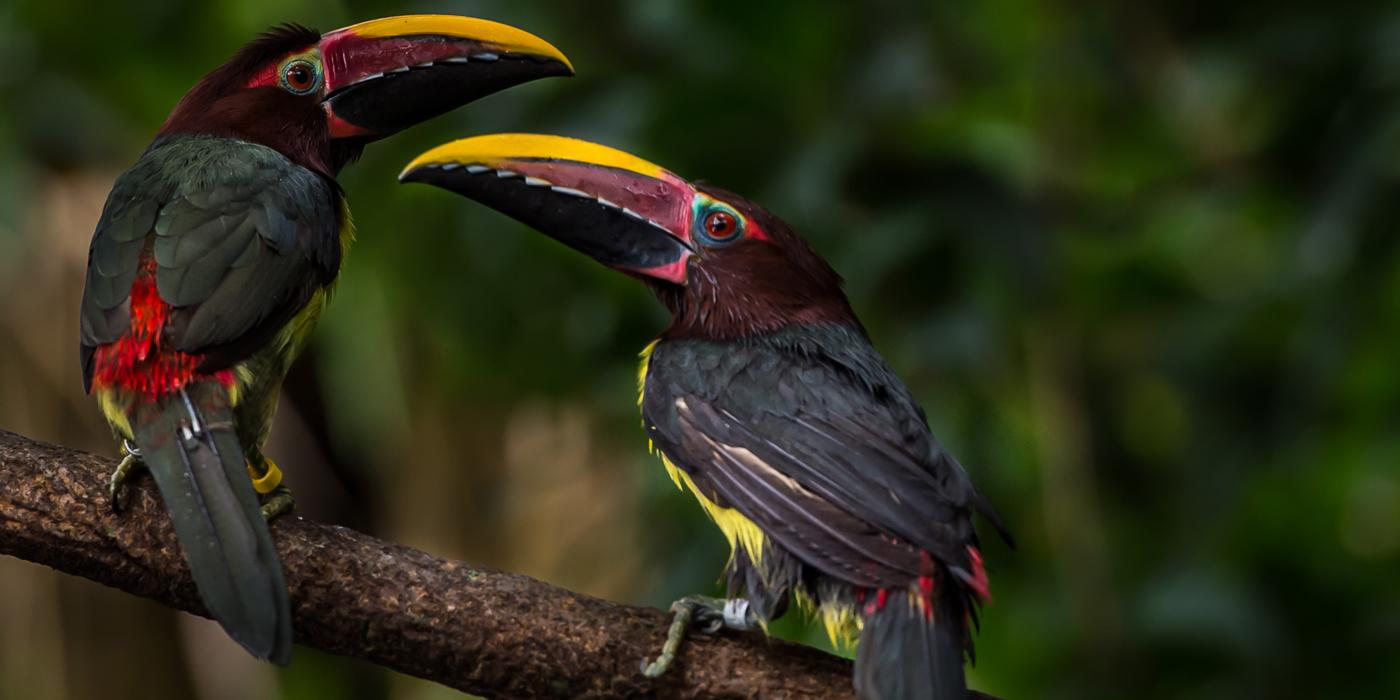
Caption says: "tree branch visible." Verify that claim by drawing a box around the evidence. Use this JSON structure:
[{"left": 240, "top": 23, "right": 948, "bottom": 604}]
[
  {"left": 0, "top": 428, "right": 854, "bottom": 698},
  {"left": 0, "top": 429, "right": 1002, "bottom": 698}
]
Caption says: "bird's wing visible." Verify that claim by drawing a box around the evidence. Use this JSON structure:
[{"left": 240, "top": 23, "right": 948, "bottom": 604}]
[
  {"left": 80, "top": 138, "right": 340, "bottom": 387},
  {"left": 80, "top": 178, "right": 160, "bottom": 384},
  {"left": 643, "top": 336, "right": 1000, "bottom": 588}
]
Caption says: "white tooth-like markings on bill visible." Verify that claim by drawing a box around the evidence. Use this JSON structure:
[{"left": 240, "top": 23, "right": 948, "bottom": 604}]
[
  {"left": 434, "top": 166, "right": 674, "bottom": 234},
  {"left": 549, "top": 186, "right": 591, "bottom": 198},
  {"left": 352, "top": 53, "right": 516, "bottom": 87}
]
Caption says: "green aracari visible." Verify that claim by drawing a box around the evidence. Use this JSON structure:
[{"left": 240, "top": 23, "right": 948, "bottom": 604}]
[
  {"left": 400, "top": 134, "right": 1014, "bottom": 700},
  {"left": 79, "top": 19, "right": 571, "bottom": 664}
]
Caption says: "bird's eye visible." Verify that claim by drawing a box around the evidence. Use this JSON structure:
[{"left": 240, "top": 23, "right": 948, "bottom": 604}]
[
  {"left": 280, "top": 59, "right": 320, "bottom": 95},
  {"left": 701, "top": 210, "right": 740, "bottom": 243}
]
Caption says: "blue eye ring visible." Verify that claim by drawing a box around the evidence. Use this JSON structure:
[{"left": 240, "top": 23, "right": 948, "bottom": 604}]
[
  {"left": 696, "top": 206, "right": 743, "bottom": 246},
  {"left": 279, "top": 58, "right": 321, "bottom": 95}
]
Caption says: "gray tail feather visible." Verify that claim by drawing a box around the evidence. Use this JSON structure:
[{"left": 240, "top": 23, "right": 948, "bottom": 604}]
[
  {"left": 130, "top": 379, "right": 292, "bottom": 664},
  {"left": 854, "top": 587, "right": 967, "bottom": 700}
]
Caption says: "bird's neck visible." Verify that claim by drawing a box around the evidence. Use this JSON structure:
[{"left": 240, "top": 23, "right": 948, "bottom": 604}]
[{"left": 654, "top": 284, "right": 860, "bottom": 342}]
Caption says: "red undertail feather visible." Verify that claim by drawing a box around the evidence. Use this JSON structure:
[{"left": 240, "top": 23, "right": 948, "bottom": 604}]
[
  {"left": 864, "top": 587, "right": 889, "bottom": 616},
  {"left": 917, "top": 574, "right": 936, "bottom": 621},
  {"left": 915, "top": 550, "right": 939, "bottom": 620},
  {"left": 92, "top": 255, "right": 233, "bottom": 399},
  {"left": 966, "top": 546, "right": 990, "bottom": 601}
]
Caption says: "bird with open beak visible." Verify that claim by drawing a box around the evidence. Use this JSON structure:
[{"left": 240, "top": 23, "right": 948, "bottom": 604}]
[
  {"left": 78, "top": 18, "right": 571, "bottom": 664},
  {"left": 400, "top": 134, "right": 1014, "bottom": 700}
]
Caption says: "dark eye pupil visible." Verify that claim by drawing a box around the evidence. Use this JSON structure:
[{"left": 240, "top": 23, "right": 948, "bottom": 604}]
[
  {"left": 289, "top": 67, "right": 308, "bottom": 85},
  {"left": 707, "top": 212, "right": 735, "bottom": 236}
]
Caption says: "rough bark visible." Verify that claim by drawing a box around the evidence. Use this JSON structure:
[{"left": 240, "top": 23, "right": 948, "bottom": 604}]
[
  {"left": 0, "top": 428, "right": 855, "bottom": 698},
  {"left": 0, "top": 428, "right": 1000, "bottom": 699}
]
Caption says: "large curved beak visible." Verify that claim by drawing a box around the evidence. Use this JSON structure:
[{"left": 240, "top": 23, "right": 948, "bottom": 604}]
[
  {"left": 399, "top": 134, "right": 697, "bottom": 283},
  {"left": 319, "top": 16, "right": 572, "bottom": 139}
]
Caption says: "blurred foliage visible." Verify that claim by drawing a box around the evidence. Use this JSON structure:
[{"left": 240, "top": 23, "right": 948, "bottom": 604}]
[{"left": 1, "top": 1, "right": 1399, "bottom": 699}]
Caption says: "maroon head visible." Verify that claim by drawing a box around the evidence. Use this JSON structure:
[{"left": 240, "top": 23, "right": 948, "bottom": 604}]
[
  {"left": 399, "top": 134, "right": 857, "bottom": 338},
  {"left": 158, "top": 16, "right": 572, "bottom": 176}
]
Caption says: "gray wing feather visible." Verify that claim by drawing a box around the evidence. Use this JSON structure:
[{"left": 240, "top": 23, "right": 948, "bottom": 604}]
[{"left": 78, "top": 136, "right": 339, "bottom": 388}]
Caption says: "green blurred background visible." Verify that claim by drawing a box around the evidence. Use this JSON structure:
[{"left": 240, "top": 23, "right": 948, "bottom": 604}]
[{"left": 2, "top": 0, "right": 1398, "bottom": 698}]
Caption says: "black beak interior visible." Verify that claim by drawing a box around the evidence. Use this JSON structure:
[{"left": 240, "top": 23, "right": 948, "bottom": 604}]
[
  {"left": 403, "top": 163, "right": 692, "bottom": 270},
  {"left": 328, "top": 54, "right": 571, "bottom": 134}
]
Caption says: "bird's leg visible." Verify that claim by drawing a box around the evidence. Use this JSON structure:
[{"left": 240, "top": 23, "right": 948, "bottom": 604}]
[
  {"left": 247, "top": 456, "right": 295, "bottom": 521},
  {"left": 642, "top": 596, "right": 759, "bottom": 678},
  {"left": 109, "top": 440, "right": 146, "bottom": 512}
]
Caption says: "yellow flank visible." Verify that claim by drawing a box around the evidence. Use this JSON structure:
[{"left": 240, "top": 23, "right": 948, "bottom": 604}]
[
  {"left": 342, "top": 15, "right": 572, "bottom": 71},
  {"left": 661, "top": 452, "right": 767, "bottom": 566},
  {"left": 97, "top": 387, "right": 133, "bottom": 439},
  {"left": 227, "top": 365, "right": 254, "bottom": 406},
  {"left": 794, "top": 588, "right": 863, "bottom": 651},
  {"left": 265, "top": 201, "right": 352, "bottom": 371},
  {"left": 337, "top": 199, "right": 357, "bottom": 253},
  {"left": 825, "top": 605, "right": 861, "bottom": 651},
  {"left": 637, "top": 339, "right": 767, "bottom": 566},
  {"left": 637, "top": 338, "right": 659, "bottom": 407},
  {"left": 284, "top": 289, "right": 326, "bottom": 358},
  {"left": 403, "top": 134, "right": 674, "bottom": 181}
]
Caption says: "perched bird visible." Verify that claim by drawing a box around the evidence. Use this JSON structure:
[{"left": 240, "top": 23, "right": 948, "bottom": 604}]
[
  {"left": 79, "top": 19, "right": 571, "bottom": 663},
  {"left": 400, "top": 134, "right": 1013, "bottom": 699}
]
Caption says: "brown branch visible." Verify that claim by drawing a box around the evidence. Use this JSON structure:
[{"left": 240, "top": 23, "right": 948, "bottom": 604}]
[
  {"left": 0, "top": 428, "right": 853, "bottom": 698},
  {"left": 0, "top": 429, "right": 1003, "bottom": 699}
]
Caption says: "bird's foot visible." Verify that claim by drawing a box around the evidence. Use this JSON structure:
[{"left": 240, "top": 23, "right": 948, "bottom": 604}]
[
  {"left": 109, "top": 440, "right": 144, "bottom": 512},
  {"left": 248, "top": 457, "right": 294, "bottom": 521},
  {"left": 259, "top": 485, "right": 296, "bottom": 522},
  {"left": 642, "top": 596, "right": 758, "bottom": 678}
]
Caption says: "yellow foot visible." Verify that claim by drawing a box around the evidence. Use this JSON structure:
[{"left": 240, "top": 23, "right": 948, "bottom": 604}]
[{"left": 109, "top": 440, "right": 144, "bottom": 513}]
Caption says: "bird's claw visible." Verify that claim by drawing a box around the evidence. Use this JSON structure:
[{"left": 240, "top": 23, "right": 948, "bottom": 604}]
[{"left": 642, "top": 596, "right": 758, "bottom": 679}]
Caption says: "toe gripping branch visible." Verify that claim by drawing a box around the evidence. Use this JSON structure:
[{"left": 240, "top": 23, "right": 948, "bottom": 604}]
[{"left": 642, "top": 596, "right": 760, "bottom": 679}]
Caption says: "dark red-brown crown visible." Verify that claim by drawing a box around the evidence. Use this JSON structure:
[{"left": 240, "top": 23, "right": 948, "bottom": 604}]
[
  {"left": 158, "top": 25, "right": 357, "bottom": 176},
  {"left": 655, "top": 186, "right": 861, "bottom": 340}
]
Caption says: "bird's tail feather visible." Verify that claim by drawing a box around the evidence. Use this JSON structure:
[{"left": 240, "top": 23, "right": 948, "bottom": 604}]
[
  {"left": 854, "top": 586, "right": 967, "bottom": 700},
  {"left": 130, "top": 379, "right": 292, "bottom": 664}
]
